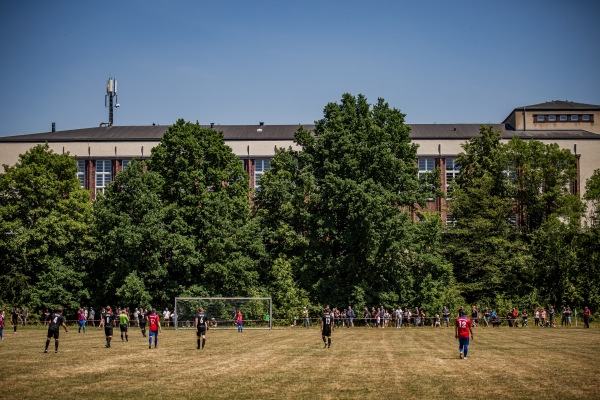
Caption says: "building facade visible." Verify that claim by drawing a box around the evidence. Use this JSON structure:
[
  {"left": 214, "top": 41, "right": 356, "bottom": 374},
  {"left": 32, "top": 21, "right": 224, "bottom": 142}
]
[{"left": 1, "top": 100, "right": 599, "bottom": 221}]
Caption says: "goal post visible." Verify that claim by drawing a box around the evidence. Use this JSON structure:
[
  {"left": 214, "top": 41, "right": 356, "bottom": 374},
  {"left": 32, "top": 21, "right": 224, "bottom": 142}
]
[{"left": 174, "top": 297, "right": 273, "bottom": 330}]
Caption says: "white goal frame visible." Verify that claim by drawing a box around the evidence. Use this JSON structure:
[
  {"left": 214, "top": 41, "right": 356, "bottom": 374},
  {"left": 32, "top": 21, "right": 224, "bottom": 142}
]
[{"left": 174, "top": 297, "right": 273, "bottom": 330}]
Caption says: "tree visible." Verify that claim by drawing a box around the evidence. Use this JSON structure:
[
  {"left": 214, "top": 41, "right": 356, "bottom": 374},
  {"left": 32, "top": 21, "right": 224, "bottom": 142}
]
[
  {"left": 0, "top": 144, "right": 92, "bottom": 309},
  {"left": 255, "top": 94, "right": 455, "bottom": 309}
]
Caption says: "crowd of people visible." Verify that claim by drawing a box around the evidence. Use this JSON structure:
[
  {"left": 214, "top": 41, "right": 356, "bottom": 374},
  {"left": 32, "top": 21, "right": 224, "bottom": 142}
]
[{"left": 296, "top": 304, "right": 593, "bottom": 329}]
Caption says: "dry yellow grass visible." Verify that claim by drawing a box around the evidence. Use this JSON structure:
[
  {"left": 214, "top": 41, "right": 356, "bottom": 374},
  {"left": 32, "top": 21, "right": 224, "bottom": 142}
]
[{"left": 1, "top": 323, "right": 599, "bottom": 399}]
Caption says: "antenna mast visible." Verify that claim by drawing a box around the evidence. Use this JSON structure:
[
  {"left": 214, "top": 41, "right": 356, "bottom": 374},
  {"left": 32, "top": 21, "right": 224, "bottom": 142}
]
[{"left": 105, "top": 78, "right": 118, "bottom": 126}]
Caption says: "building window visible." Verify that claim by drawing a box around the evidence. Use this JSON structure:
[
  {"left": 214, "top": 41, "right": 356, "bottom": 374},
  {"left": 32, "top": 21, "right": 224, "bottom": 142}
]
[
  {"left": 446, "top": 214, "right": 457, "bottom": 227},
  {"left": 96, "top": 160, "right": 112, "bottom": 195},
  {"left": 254, "top": 159, "right": 271, "bottom": 190},
  {"left": 548, "top": 115, "right": 556, "bottom": 122},
  {"left": 571, "top": 115, "right": 579, "bottom": 121},
  {"left": 582, "top": 115, "right": 590, "bottom": 121},
  {"left": 122, "top": 160, "right": 132, "bottom": 169},
  {"left": 77, "top": 160, "right": 85, "bottom": 188},
  {"left": 418, "top": 158, "right": 435, "bottom": 177},
  {"left": 536, "top": 115, "right": 545, "bottom": 122},
  {"left": 445, "top": 158, "right": 461, "bottom": 194},
  {"left": 559, "top": 115, "right": 568, "bottom": 121}
]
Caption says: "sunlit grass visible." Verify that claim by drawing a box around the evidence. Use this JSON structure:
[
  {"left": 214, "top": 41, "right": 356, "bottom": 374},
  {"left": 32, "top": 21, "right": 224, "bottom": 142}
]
[{"left": 1, "top": 323, "right": 599, "bottom": 399}]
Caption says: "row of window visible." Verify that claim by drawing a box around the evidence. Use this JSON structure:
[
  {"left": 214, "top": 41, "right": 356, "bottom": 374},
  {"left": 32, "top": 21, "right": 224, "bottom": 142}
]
[
  {"left": 534, "top": 114, "right": 593, "bottom": 122},
  {"left": 79, "top": 158, "right": 460, "bottom": 195}
]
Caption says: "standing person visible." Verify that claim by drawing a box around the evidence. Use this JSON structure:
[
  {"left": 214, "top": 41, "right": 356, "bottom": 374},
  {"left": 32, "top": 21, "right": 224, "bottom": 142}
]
[
  {"left": 119, "top": 309, "right": 129, "bottom": 342},
  {"left": 347, "top": 306, "right": 355, "bottom": 328},
  {"left": 541, "top": 308, "right": 547, "bottom": 327},
  {"left": 433, "top": 313, "right": 441, "bottom": 328},
  {"left": 363, "top": 307, "right": 371, "bottom": 328},
  {"left": 442, "top": 306, "right": 450, "bottom": 328},
  {"left": 455, "top": 309, "right": 474, "bottom": 359},
  {"left": 133, "top": 308, "right": 139, "bottom": 327},
  {"left": 471, "top": 306, "right": 479, "bottom": 327},
  {"left": 11, "top": 307, "right": 19, "bottom": 334},
  {"left": 43, "top": 309, "right": 51, "bottom": 325},
  {"left": 77, "top": 308, "right": 87, "bottom": 333},
  {"left": 302, "top": 307, "right": 310, "bottom": 328},
  {"left": 0, "top": 309, "right": 4, "bottom": 340},
  {"left": 549, "top": 307, "right": 555, "bottom": 327},
  {"left": 163, "top": 308, "right": 170, "bottom": 328},
  {"left": 521, "top": 309, "right": 528, "bottom": 327},
  {"left": 139, "top": 308, "right": 147, "bottom": 337},
  {"left": 321, "top": 307, "right": 333, "bottom": 348},
  {"left": 44, "top": 306, "right": 68, "bottom": 353},
  {"left": 147, "top": 309, "right": 161, "bottom": 349},
  {"left": 88, "top": 307, "right": 95, "bottom": 327},
  {"left": 566, "top": 306, "right": 572, "bottom": 326},
  {"left": 534, "top": 308, "right": 540, "bottom": 327},
  {"left": 99, "top": 306, "right": 116, "bottom": 348},
  {"left": 583, "top": 306, "right": 591, "bottom": 329},
  {"left": 195, "top": 307, "right": 208, "bottom": 350},
  {"left": 236, "top": 309, "right": 243, "bottom": 333},
  {"left": 483, "top": 307, "right": 491, "bottom": 327},
  {"left": 171, "top": 309, "right": 178, "bottom": 329},
  {"left": 21, "top": 306, "right": 27, "bottom": 326}
]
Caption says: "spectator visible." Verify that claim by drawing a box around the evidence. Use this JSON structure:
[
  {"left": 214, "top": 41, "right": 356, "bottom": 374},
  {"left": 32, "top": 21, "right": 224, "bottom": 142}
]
[{"left": 583, "top": 306, "right": 591, "bottom": 329}]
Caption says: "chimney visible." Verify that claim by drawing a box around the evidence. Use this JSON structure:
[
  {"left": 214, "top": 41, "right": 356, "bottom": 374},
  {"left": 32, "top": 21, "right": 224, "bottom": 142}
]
[
  {"left": 210, "top": 122, "right": 215, "bottom": 129},
  {"left": 52, "top": 122, "right": 56, "bottom": 132}
]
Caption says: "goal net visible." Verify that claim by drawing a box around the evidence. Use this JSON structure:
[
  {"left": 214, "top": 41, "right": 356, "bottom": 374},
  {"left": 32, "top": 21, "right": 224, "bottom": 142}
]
[{"left": 174, "top": 297, "right": 272, "bottom": 330}]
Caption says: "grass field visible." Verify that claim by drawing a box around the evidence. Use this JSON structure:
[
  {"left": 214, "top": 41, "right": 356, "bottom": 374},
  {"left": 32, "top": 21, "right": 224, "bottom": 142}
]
[{"left": 1, "top": 323, "right": 599, "bottom": 400}]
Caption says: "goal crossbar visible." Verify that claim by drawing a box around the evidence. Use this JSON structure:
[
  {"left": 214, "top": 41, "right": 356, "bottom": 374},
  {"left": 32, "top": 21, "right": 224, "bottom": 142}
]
[{"left": 174, "top": 297, "right": 272, "bottom": 330}]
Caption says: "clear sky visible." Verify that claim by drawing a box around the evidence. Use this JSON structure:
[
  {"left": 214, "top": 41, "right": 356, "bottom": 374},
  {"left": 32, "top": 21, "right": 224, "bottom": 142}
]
[{"left": 1, "top": 0, "right": 599, "bottom": 136}]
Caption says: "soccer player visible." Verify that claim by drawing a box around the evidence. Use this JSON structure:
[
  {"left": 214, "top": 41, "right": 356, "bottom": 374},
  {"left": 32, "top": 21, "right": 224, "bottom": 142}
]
[
  {"left": 11, "top": 307, "right": 19, "bottom": 334},
  {"left": 77, "top": 307, "right": 87, "bottom": 333},
  {"left": 147, "top": 308, "right": 161, "bottom": 349},
  {"left": 0, "top": 309, "right": 5, "bottom": 340},
  {"left": 442, "top": 306, "right": 450, "bottom": 328},
  {"left": 236, "top": 309, "right": 243, "bottom": 333},
  {"left": 195, "top": 307, "right": 208, "bottom": 350},
  {"left": 139, "top": 308, "right": 147, "bottom": 337},
  {"left": 44, "top": 306, "right": 68, "bottom": 353},
  {"left": 119, "top": 309, "right": 129, "bottom": 342},
  {"left": 455, "top": 309, "right": 474, "bottom": 359},
  {"left": 99, "top": 306, "right": 116, "bottom": 348},
  {"left": 321, "top": 307, "right": 333, "bottom": 348}
]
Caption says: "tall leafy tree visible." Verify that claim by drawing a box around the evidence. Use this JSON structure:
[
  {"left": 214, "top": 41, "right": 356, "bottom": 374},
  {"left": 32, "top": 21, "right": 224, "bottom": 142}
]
[
  {"left": 148, "top": 120, "right": 263, "bottom": 298},
  {"left": 256, "top": 94, "right": 455, "bottom": 309},
  {"left": 0, "top": 144, "right": 92, "bottom": 310}
]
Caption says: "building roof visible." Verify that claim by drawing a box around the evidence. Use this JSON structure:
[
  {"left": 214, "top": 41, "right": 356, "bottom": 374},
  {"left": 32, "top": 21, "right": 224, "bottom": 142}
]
[
  {"left": 515, "top": 100, "right": 600, "bottom": 111},
  {"left": 1, "top": 123, "right": 598, "bottom": 143}
]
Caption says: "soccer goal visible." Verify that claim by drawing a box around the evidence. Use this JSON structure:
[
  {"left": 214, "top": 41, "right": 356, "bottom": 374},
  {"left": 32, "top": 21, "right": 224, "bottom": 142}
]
[{"left": 174, "top": 297, "right": 273, "bottom": 330}]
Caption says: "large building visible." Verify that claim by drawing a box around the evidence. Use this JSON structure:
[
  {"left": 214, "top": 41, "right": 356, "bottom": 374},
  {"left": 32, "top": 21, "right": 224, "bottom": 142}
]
[{"left": 1, "top": 100, "right": 599, "bottom": 221}]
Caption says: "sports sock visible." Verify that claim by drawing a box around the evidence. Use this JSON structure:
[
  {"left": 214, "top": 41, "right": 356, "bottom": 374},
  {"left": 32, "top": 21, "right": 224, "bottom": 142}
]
[
  {"left": 107, "top": 337, "right": 111, "bottom": 347},
  {"left": 45, "top": 339, "right": 50, "bottom": 351},
  {"left": 202, "top": 338, "right": 205, "bottom": 349},
  {"left": 121, "top": 334, "right": 124, "bottom": 341},
  {"left": 464, "top": 346, "right": 468, "bottom": 358},
  {"left": 197, "top": 339, "right": 200, "bottom": 348},
  {"left": 154, "top": 337, "right": 158, "bottom": 347},
  {"left": 149, "top": 336, "right": 152, "bottom": 346},
  {"left": 55, "top": 340, "right": 59, "bottom": 352},
  {"left": 328, "top": 338, "right": 331, "bottom": 347},
  {"left": 125, "top": 334, "right": 128, "bottom": 342}
]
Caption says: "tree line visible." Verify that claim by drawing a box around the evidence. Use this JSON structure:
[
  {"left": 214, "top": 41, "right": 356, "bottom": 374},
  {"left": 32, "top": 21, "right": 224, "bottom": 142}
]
[{"left": 1, "top": 94, "right": 599, "bottom": 319}]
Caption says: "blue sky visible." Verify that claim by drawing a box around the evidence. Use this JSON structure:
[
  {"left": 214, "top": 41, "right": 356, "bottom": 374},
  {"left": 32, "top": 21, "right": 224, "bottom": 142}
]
[{"left": 1, "top": 0, "right": 599, "bottom": 136}]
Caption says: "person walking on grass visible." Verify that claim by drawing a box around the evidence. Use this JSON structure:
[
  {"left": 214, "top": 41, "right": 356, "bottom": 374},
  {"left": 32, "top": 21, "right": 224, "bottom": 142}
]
[
  {"left": 236, "top": 309, "right": 243, "bottom": 333},
  {"left": 195, "top": 307, "right": 208, "bottom": 350},
  {"left": 321, "top": 307, "right": 333, "bottom": 349},
  {"left": 583, "top": 306, "right": 591, "bottom": 329},
  {"left": 77, "top": 307, "right": 87, "bottom": 333},
  {"left": 44, "top": 306, "right": 68, "bottom": 353},
  {"left": 99, "top": 306, "right": 116, "bottom": 348},
  {"left": 11, "top": 307, "right": 19, "bottom": 334},
  {"left": 455, "top": 309, "right": 473, "bottom": 360},
  {"left": 119, "top": 309, "right": 129, "bottom": 342},
  {"left": 0, "top": 309, "right": 5, "bottom": 340},
  {"left": 147, "top": 308, "right": 161, "bottom": 349}
]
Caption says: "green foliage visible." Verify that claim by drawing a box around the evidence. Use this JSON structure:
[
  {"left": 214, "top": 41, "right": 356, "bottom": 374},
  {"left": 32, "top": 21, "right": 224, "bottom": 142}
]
[
  {"left": 584, "top": 169, "right": 600, "bottom": 225},
  {"left": 0, "top": 144, "right": 92, "bottom": 308},
  {"left": 255, "top": 94, "right": 454, "bottom": 311}
]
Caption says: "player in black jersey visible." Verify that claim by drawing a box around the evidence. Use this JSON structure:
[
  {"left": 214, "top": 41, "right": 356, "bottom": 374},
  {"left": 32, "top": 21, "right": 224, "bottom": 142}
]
[
  {"left": 11, "top": 307, "right": 19, "bottom": 334},
  {"left": 195, "top": 307, "right": 208, "bottom": 350},
  {"left": 139, "top": 309, "right": 147, "bottom": 337},
  {"left": 44, "top": 306, "right": 68, "bottom": 353},
  {"left": 321, "top": 307, "right": 333, "bottom": 348},
  {"left": 99, "top": 306, "right": 116, "bottom": 348}
]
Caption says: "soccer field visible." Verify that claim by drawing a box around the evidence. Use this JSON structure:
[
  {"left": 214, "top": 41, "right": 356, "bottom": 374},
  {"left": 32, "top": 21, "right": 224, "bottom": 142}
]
[{"left": 1, "top": 324, "right": 598, "bottom": 399}]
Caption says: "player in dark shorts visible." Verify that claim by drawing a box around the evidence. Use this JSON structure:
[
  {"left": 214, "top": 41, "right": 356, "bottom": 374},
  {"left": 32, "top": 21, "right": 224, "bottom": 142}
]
[
  {"left": 195, "top": 307, "right": 208, "bottom": 350},
  {"left": 44, "top": 306, "right": 68, "bottom": 353},
  {"left": 119, "top": 309, "right": 129, "bottom": 342},
  {"left": 321, "top": 307, "right": 333, "bottom": 348},
  {"left": 99, "top": 306, "right": 116, "bottom": 348},
  {"left": 139, "top": 309, "right": 147, "bottom": 337},
  {"left": 11, "top": 307, "right": 19, "bottom": 334}
]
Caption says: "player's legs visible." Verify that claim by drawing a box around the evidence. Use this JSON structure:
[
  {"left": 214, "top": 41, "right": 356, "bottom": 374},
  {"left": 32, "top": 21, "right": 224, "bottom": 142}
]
[
  {"left": 104, "top": 327, "right": 113, "bottom": 348},
  {"left": 140, "top": 323, "right": 146, "bottom": 337},
  {"left": 0, "top": 327, "right": 3, "bottom": 340}
]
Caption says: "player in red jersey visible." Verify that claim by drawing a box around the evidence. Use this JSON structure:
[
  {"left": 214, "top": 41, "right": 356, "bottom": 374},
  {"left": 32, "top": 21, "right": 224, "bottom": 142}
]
[
  {"left": 147, "top": 308, "right": 161, "bottom": 349},
  {"left": 455, "top": 309, "right": 474, "bottom": 359}
]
